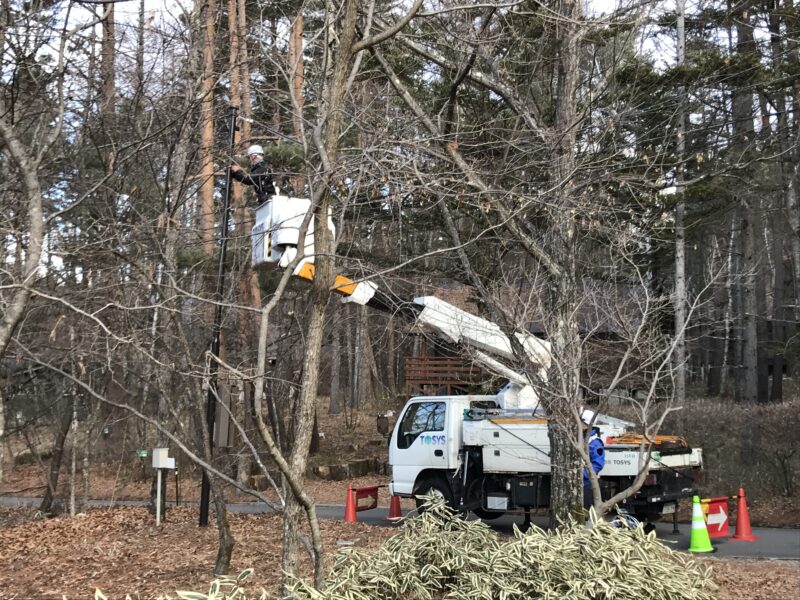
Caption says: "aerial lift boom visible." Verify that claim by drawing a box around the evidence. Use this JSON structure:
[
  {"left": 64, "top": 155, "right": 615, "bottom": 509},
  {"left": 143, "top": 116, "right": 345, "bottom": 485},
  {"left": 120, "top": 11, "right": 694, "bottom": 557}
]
[
  {"left": 251, "top": 193, "right": 550, "bottom": 408},
  {"left": 251, "top": 194, "right": 702, "bottom": 522}
]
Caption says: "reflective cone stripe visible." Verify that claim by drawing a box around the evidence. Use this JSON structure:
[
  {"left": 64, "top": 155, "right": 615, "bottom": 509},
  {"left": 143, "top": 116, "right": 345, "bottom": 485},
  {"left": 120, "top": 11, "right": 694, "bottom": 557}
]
[{"left": 688, "top": 495, "right": 715, "bottom": 553}]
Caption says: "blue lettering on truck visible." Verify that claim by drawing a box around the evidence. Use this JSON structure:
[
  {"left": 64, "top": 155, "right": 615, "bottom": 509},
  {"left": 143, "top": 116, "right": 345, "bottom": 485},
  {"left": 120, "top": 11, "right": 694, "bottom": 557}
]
[{"left": 421, "top": 435, "right": 446, "bottom": 445}]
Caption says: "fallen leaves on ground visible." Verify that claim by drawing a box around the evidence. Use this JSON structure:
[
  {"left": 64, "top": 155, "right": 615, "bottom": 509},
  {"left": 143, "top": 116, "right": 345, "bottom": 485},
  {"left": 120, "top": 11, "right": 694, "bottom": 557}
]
[
  {"left": 0, "top": 507, "right": 798, "bottom": 600},
  {"left": 1, "top": 465, "right": 420, "bottom": 510},
  {"left": 0, "top": 506, "right": 393, "bottom": 599},
  {"left": 703, "top": 557, "right": 800, "bottom": 600}
]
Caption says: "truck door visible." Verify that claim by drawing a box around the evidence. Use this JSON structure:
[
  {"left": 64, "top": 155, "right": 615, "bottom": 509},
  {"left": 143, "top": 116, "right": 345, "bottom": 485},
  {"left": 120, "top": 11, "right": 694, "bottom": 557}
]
[{"left": 391, "top": 400, "right": 448, "bottom": 494}]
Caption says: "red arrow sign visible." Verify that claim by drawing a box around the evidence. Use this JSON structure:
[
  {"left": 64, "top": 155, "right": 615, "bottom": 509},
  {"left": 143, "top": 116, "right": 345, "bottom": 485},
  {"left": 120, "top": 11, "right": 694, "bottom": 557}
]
[{"left": 703, "top": 497, "right": 730, "bottom": 538}]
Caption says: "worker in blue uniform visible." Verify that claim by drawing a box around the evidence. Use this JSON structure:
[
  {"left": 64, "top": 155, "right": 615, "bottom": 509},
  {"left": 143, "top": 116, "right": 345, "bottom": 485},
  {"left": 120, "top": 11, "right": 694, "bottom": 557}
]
[{"left": 582, "top": 411, "right": 605, "bottom": 510}]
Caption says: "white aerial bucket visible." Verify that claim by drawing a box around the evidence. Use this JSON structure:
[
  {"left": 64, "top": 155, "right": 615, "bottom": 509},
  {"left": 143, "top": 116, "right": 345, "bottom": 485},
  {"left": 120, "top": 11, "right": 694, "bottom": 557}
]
[{"left": 251, "top": 189, "right": 335, "bottom": 269}]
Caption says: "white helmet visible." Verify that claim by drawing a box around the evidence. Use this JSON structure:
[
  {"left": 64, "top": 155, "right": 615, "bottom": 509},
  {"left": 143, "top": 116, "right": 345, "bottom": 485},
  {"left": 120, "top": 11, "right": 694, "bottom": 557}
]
[
  {"left": 580, "top": 409, "right": 596, "bottom": 426},
  {"left": 247, "top": 144, "right": 264, "bottom": 157}
]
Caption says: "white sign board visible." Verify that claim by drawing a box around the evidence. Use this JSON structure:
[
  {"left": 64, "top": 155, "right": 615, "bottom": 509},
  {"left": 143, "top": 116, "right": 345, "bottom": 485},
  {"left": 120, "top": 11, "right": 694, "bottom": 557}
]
[{"left": 152, "top": 447, "right": 175, "bottom": 470}]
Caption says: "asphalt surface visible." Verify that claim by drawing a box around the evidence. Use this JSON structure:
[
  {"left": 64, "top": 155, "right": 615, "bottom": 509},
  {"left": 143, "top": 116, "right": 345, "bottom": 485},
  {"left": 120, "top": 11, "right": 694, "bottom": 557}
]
[
  {"left": 327, "top": 505, "right": 800, "bottom": 560},
  {"left": 3, "top": 496, "right": 798, "bottom": 560}
]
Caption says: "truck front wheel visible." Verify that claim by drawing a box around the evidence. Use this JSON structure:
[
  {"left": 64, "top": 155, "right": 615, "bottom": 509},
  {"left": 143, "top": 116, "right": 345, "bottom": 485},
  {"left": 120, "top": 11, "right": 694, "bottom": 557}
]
[{"left": 414, "top": 475, "right": 455, "bottom": 511}]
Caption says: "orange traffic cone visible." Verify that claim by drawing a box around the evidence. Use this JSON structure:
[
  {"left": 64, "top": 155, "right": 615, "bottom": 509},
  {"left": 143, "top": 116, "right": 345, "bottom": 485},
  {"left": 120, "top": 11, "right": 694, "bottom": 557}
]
[
  {"left": 731, "top": 487, "right": 758, "bottom": 542},
  {"left": 344, "top": 484, "right": 357, "bottom": 523},
  {"left": 388, "top": 495, "right": 402, "bottom": 520}
]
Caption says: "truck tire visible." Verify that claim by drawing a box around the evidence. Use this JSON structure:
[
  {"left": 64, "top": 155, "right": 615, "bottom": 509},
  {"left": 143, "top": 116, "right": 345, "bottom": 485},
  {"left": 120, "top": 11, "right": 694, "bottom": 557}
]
[
  {"left": 473, "top": 508, "right": 505, "bottom": 521},
  {"left": 414, "top": 475, "right": 455, "bottom": 511}
]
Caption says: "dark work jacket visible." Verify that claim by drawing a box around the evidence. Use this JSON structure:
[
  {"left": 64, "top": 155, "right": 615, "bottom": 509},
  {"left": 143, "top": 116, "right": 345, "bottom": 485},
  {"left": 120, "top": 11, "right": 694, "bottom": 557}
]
[{"left": 232, "top": 160, "right": 275, "bottom": 205}]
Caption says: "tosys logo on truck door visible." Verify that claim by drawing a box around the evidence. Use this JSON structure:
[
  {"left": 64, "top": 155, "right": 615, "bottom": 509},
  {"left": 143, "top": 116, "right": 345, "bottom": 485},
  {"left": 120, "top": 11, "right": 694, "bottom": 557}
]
[{"left": 421, "top": 435, "right": 446, "bottom": 445}]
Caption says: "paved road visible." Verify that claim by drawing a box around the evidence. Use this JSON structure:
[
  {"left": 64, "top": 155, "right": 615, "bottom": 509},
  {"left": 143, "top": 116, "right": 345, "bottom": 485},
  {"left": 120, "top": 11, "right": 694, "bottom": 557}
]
[
  {"left": 3, "top": 496, "right": 798, "bottom": 560},
  {"left": 335, "top": 506, "right": 800, "bottom": 561}
]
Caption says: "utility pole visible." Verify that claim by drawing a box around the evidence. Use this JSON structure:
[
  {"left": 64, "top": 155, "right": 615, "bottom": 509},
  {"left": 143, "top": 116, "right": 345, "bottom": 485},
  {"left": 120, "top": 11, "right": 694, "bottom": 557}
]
[{"left": 199, "top": 104, "right": 238, "bottom": 527}]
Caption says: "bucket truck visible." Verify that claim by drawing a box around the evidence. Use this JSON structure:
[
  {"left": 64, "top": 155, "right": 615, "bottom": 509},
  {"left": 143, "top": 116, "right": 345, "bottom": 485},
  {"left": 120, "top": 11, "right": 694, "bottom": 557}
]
[{"left": 251, "top": 195, "right": 703, "bottom": 524}]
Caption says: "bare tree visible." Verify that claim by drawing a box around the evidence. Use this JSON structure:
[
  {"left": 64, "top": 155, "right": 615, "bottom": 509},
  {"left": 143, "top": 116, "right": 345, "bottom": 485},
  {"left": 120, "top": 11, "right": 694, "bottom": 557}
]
[
  {"left": 362, "top": 0, "right": 709, "bottom": 523},
  {"left": 241, "top": 0, "right": 425, "bottom": 590},
  {"left": 0, "top": 0, "right": 90, "bottom": 486}
]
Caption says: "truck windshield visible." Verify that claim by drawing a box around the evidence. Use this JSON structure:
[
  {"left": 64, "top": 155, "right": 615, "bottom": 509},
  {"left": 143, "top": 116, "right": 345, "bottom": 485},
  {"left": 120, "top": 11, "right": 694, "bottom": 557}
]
[{"left": 397, "top": 401, "right": 445, "bottom": 449}]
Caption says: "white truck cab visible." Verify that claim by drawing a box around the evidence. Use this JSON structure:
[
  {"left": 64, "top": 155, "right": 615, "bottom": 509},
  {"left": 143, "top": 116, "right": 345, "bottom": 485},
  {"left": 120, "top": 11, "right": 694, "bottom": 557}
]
[{"left": 389, "top": 396, "right": 481, "bottom": 497}]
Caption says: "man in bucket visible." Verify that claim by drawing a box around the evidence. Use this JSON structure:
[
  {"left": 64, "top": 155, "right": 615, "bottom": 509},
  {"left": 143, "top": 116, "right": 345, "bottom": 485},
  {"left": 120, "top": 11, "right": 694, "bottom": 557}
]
[{"left": 231, "top": 144, "right": 276, "bottom": 204}]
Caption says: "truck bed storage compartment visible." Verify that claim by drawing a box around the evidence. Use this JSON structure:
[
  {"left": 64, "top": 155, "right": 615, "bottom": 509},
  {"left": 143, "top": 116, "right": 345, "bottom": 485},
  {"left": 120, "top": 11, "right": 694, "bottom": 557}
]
[
  {"left": 463, "top": 418, "right": 551, "bottom": 473},
  {"left": 512, "top": 476, "right": 550, "bottom": 507}
]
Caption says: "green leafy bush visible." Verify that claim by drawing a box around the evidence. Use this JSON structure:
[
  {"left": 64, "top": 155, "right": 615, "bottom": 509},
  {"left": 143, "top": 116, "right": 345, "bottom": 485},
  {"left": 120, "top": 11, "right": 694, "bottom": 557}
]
[{"left": 287, "top": 497, "right": 716, "bottom": 600}]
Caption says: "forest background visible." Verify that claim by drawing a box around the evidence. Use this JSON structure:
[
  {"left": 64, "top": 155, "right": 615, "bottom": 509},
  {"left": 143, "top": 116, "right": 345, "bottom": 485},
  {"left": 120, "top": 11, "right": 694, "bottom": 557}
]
[{"left": 1, "top": 0, "right": 798, "bottom": 593}]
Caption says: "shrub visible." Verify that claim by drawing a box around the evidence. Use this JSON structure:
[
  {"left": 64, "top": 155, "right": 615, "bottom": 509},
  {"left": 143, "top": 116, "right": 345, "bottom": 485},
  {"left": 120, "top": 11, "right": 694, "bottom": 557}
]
[
  {"left": 659, "top": 400, "right": 800, "bottom": 499},
  {"left": 286, "top": 498, "right": 717, "bottom": 600}
]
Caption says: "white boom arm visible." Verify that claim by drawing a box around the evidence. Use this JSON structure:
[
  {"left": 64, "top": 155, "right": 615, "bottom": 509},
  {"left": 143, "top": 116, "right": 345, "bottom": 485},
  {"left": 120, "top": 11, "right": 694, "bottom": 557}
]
[
  {"left": 412, "top": 297, "right": 551, "bottom": 374},
  {"left": 251, "top": 206, "right": 551, "bottom": 408},
  {"left": 411, "top": 296, "right": 551, "bottom": 409}
]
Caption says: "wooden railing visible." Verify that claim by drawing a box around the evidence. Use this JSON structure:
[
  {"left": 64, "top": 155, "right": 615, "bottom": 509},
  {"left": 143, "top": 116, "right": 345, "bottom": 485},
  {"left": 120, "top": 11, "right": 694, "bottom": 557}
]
[{"left": 404, "top": 356, "right": 487, "bottom": 396}]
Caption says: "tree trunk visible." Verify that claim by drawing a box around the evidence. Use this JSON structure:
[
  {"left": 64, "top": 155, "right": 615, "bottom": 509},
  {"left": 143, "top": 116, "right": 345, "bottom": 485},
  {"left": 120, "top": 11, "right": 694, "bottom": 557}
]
[
  {"left": 135, "top": 0, "right": 145, "bottom": 101},
  {"left": 545, "top": 0, "right": 584, "bottom": 526},
  {"left": 310, "top": 410, "right": 320, "bottom": 455},
  {"left": 0, "top": 389, "right": 4, "bottom": 486},
  {"left": 289, "top": 15, "right": 305, "bottom": 142},
  {"left": 386, "top": 316, "right": 397, "bottom": 401},
  {"left": 768, "top": 0, "right": 792, "bottom": 396},
  {"left": 730, "top": 217, "right": 743, "bottom": 401},
  {"left": 787, "top": 168, "right": 800, "bottom": 329},
  {"left": 706, "top": 278, "right": 726, "bottom": 396},
  {"left": 348, "top": 305, "right": 359, "bottom": 418},
  {"left": 785, "top": 0, "right": 800, "bottom": 331},
  {"left": 741, "top": 212, "right": 759, "bottom": 403},
  {"left": 69, "top": 392, "right": 78, "bottom": 517},
  {"left": 270, "top": 18, "right": 282, "bottom": 135},
  {"left": 212, "top": 479, "right": 235, "bottom": 575},
  {"left": 545, "top": 278, "right": 584, "bottom": 525},
  {"left": 732, "top": 12, "right": 758, "bottom": 403},
  {"left": 199, "top": 0, "right": 217, "bottom": 255},
  {"left": 280, "top": 0, "right": 362, "bottom": 589},
  {"left": 548, "top": 407, "right": 584, "bottom": 523},
  {"left": 329, "top": 315, "right": 341, "bottom": 414},
  {"left": 280, "top": 253, "right": 332, "bottom": 590},
  {"left": 100, "top": 1, "right": 116, "bottom": 117},
  {"left": 358, "top": 304, "right": 379, "bottom": 407},
  {"left": 770, "top": 194, "right": 786, "bottom": 400},
  {"left": 673, "top": 0, "right": 687, "bottom": 405},
  {"left": 40, "top": 403, "right": 73, "bottom": 514},
  {"left": 237, "top": 0, "right": 252, "bottom": 144},
  {"left": 0, "top": 147, "right": 46, "bottom": 360},
  {"left": 82, "top": 413, "right": 93, "bottom": 510},
  {"left": 755, "top": 232, "right": 770, "bottom": 403}
]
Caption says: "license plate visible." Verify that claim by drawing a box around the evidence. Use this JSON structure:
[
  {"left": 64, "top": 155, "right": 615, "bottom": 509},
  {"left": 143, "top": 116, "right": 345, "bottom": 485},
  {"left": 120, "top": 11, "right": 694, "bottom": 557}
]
[{"left": 662, "top": 502, "right": 676, "bottom": 515}]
